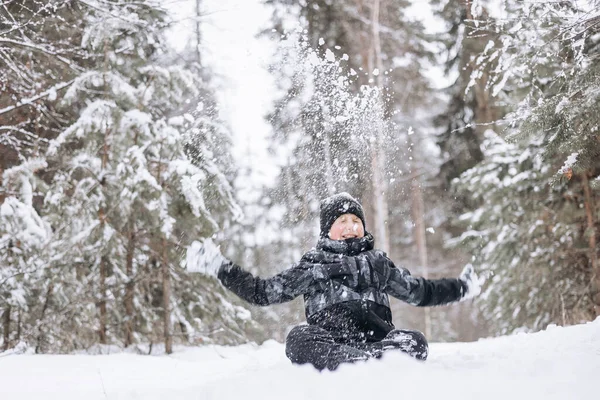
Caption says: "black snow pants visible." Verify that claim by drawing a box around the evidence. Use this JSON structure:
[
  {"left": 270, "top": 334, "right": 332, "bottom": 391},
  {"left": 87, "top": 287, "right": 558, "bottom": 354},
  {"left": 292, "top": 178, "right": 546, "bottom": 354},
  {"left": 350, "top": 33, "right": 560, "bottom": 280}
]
[{"left": 285, "top": 325, "right": 428, "bottom": 371}]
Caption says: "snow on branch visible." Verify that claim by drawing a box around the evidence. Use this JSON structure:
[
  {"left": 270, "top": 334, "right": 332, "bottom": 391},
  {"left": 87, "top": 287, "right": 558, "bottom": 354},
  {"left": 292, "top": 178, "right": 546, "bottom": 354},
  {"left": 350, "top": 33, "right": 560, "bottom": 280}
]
[
  {"left": 63, "top": 71, "right": 137, "bottom": 105},
  {"left": 80, "top": 0, "right": 151, "bottom": 50},
  {"left": 557, "top": 152, "right": 579, "bottom": 175},
  {"left": 2, "top": 158, "right": 48, "bottom": 203},
  {"left": 47, "top": 99, "right": 117, "bottom": 156},
  {"left": 0, "top": 80, "right": 74, "bottom": 117},
  {"left": 1, "top": 159, "right": 50, "bottom": 250}
]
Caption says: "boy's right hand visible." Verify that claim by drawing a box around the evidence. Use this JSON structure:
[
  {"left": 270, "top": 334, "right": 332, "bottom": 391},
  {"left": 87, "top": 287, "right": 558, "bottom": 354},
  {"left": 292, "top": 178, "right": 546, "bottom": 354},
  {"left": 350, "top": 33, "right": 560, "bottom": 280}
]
[{"left": 186, "top": 238, "right": 227, "bottom": 278}]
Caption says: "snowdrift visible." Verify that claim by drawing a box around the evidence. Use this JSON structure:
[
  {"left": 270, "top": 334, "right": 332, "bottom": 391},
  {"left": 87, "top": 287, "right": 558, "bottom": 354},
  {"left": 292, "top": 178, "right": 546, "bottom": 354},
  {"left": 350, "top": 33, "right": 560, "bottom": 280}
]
[{"left": 1, "top": 319, "right": 598, "bottom": 400}]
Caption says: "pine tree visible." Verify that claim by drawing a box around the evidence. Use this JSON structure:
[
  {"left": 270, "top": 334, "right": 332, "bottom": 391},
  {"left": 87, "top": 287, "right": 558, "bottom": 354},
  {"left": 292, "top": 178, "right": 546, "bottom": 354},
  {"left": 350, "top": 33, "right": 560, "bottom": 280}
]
[
  {"left": 0, "top": 0, "right": 87, "bottom": 353},
  {"left": 502, "top": 2, "right": 600, "bottom": 317},
  {"left": 0, "top": 159, "right": 50, "bottom": 350},
  {"left": 454, "top": 131, "right": 596, "bottom": 333},
  {"left": 453, "top": 1, "right": 600, "bottom": 332},
  {"left": 1, "top": 0, "right": 260, "bottom": 352}
]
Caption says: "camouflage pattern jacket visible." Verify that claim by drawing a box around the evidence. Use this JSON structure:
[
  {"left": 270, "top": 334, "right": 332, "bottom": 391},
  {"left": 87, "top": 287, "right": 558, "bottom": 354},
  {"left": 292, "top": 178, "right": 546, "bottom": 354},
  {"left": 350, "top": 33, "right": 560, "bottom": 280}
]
[{"left": 217, "top": 233, "right": 466, "bottom": 341}]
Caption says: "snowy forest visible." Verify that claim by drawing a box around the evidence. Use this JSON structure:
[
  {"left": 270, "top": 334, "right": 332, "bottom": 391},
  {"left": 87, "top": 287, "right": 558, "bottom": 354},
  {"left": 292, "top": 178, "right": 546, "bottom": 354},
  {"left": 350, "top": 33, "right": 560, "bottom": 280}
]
[{"left": 0, "top": 0, "right": 599, "bottom": 356}]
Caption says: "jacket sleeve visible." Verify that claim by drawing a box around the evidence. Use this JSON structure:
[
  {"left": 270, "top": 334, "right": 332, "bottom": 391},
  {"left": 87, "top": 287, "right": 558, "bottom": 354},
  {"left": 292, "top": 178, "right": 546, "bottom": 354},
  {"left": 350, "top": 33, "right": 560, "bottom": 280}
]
[
  {"left": 382, "top": 261, "right": 466, "bottom": 306},
  {"left": 216, "top": 261, "right": 324, "bottom": 306}
]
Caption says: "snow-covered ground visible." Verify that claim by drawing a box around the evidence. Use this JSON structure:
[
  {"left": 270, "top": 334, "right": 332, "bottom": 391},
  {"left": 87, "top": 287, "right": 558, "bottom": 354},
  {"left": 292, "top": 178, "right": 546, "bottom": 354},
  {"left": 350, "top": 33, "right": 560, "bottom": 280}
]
[{"left": 1, "top": 319, "right": 598, "bottom": 400}]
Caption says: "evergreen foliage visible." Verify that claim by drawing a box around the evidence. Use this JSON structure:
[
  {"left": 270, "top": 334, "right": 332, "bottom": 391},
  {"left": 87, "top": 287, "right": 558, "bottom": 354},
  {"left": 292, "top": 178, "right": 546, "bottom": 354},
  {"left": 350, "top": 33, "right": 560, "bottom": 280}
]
[
  {"left": 452, "top": 0, "right": 600, "bottom": 332},
  {"left": 0, "top": 0, "right": 260, "bottom": 353},
  {"left": 468, "top": 0, "right": 600, "bottom": 180},
  {"left": 432, "top": 0, "right": 503, "bottom": 186},
  {"left": 3, "top": 0, "right": 598, "bottom": 350},
  {"left": 453, "top": 131, "right": 596, "bottom": 333}
]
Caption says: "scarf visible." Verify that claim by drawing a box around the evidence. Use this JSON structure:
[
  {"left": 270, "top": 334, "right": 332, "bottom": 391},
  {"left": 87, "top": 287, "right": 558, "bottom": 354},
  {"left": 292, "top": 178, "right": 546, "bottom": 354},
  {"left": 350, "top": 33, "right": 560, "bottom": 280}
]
[{"left": 301, "top": 232, "right": 375, "bottom": 264}]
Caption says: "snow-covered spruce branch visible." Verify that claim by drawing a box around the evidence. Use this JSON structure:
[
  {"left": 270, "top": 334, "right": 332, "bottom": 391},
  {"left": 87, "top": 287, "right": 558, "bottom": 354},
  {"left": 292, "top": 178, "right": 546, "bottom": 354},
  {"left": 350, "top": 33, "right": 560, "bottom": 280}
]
[
  {"left": 0, "top": 80, "right": 74, "bottom": 117},
  {"left": 449, "top": 119, "right": 512, "bottom": 135},
  {"left": 4, "top": 181, "right": 193, "bottom": 285},
  {"left": 0, "top": 126, "right": 49, "bottom": 154},
  {"left": 84, "top": 0, "right": 163, "bottom": 10},
  {"left": 467, "top": 4, "right": 598, "bottom": 89},
  {"left": 0, "top": 133, "right": 23, "bottom": 150},
  {"left": 75, "top": 0, "right": 151, "bottom": 28},
  {"left": 0, "top": 126, "right": 49, "bottom": 143},
  {"left": 108, "top": 225, "right": 187, "bottom": 271},
  {"left": 0, "top": 272, "right": 26, "bottom": 291},
  {"left": 0, "top": 175, "right": 107, "bottom": 284}
]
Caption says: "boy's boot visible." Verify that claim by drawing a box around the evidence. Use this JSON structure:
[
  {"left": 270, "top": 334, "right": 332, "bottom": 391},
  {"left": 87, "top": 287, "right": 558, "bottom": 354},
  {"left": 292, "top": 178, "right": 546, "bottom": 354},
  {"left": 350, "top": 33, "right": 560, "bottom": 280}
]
[{"left": 381, "top": 329, "right": 429, "bottom": 360}]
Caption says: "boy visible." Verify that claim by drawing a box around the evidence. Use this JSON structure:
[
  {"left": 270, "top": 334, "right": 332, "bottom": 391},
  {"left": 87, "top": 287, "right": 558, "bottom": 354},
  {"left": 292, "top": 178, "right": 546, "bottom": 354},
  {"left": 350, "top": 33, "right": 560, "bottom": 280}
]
[{"left": 188, "top": 192, "right": 481, "bottom": 370}]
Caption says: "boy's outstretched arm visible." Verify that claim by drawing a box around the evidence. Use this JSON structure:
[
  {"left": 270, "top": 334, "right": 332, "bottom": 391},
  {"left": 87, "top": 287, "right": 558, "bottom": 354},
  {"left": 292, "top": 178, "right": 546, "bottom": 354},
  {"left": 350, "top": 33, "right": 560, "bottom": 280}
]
[
  {"left": 217, "top": 261, "right": 320, "bottom": 306},
  {"left": 186, "top": 239, "right": 338, "bottom": 306},
  {"left": 380, "top": 259, "right": 483, "bottom": 306}
]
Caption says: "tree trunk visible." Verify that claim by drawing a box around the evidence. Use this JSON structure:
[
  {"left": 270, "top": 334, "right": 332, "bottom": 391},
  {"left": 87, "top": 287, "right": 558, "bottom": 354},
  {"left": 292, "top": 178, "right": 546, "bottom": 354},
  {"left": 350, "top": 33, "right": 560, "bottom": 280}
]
[
  {"left": 411, "top": 163, "right": 431, "bottom": 339},
  {"left": 464, "top": 0, "right": 496, "bottom": 137},
  {"left": 16, "top": 308, "right": 21, "bottom": 343},
  {"left": 0, "top": 164, "right": 4, "bottom": 204},
  {"left": 153, "top": 131, "right": 172, "bottom": 354},
  {"left": 162, "top": 240, "right": 172, "bottom": 354},
  {"left": 473, "top": 70, "right": 495, "bottom": 135},
  {"left": 368, "top": 0, "right": 390, "bottom": 252},
  {"left": 2, "top": 306, "right": 10, "bottom": 351},
  {"left": 465, "top": 1, "right": 473, "bottom": 22},
  {"left": 322, "top": 132, "right": 335, "bottom": 196},
  {"left": 371, "top": 0, "right": 384, "bottom": 89},
  {"left": 36, "top": 283, "right": 54, "bottom": 353},
  {"left": 354, "top": 0, "right": 371, "bottom": 87},
  {"left": 99, "top": 255, "right": 107, "bottom": 344},
  {"left": 370, "top": 144, "right": 389, "bottom": 252},
  {"left": 124, "top": 220, "right": 135, "bottom": 347},
  {"left": 581, "top": 173, "right": 600, "bottom": 316},
  {"left": 98, "top": 37, "right": 110, "bottom": 346},
  {"left": 295, "top": 159, "right": 314, "bottom": 249},
  {"left": 195, "top": 0, "right": 202, "bottom": 65}
]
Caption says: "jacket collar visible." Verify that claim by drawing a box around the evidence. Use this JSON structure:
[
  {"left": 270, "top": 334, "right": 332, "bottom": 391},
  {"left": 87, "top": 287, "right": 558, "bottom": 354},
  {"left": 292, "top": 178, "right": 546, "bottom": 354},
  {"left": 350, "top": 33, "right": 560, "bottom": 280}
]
[{"left": 315, "top": 232, "right": 375, "bottom": 256}]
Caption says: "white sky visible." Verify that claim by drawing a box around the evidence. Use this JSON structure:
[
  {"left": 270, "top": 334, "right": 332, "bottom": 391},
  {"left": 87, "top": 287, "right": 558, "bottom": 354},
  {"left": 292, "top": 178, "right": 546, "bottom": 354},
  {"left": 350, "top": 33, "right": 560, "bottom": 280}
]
[
  {"left": 167, "top": 0, "right": 279, "bottom": 194},
  {"left": 200, "top": 0, "right": 278, "bottom": 186}
]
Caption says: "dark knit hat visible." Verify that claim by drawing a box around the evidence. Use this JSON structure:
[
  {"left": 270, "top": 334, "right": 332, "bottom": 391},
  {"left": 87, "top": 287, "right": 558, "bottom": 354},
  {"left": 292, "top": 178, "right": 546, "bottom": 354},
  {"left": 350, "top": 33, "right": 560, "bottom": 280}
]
[{"left": 319, "top": 192, "right": 366, "bottom": 238}]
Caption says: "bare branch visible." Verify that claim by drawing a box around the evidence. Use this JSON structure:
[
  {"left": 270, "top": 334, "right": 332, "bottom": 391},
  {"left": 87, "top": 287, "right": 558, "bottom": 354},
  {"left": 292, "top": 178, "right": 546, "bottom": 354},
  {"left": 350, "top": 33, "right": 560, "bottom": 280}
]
[
  {"left": 0, "top": 80, "right": 74, "bottom": 116},
  {"left": 0, "top": 48, "right": 35, "bottom": 86},
  {"left": 0, "top": 38, "right": 81, "bottom": 70}
]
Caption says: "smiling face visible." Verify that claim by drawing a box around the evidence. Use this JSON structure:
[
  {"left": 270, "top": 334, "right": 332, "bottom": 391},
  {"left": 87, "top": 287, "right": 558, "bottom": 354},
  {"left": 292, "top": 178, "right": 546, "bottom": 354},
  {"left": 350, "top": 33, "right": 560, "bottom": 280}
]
[{"left": 328, "top": 213, "right": 365, "bottom": 241}]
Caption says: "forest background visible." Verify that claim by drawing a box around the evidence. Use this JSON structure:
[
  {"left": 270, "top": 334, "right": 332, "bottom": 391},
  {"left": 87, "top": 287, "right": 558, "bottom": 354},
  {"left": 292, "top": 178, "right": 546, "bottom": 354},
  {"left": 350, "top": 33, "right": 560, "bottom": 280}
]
[{"left": 1, "top": 0, "right": 599, "bottom": 354}]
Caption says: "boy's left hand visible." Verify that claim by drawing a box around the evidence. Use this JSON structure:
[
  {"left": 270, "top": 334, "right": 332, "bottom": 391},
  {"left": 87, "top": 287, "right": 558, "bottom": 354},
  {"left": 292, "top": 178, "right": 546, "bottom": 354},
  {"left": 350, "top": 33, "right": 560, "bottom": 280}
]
[{"left": 459, "top": 264, "right": 485, "bottom": 300}]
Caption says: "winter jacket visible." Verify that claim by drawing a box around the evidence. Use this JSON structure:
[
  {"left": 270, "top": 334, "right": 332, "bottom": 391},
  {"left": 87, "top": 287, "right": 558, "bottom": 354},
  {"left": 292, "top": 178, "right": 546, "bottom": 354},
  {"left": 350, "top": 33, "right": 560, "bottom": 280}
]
[{"left": 217, "top": 233, "right": 466, "bottom": 341}]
